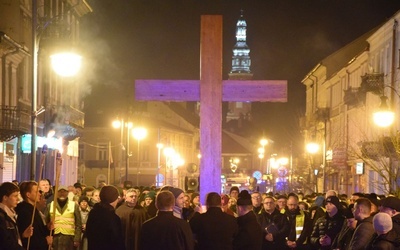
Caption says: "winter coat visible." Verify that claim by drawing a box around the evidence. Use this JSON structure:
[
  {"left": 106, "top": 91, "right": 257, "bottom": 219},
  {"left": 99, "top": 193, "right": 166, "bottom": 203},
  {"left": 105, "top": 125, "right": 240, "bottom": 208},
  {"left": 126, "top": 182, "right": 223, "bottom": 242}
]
[
  {"left": 190, "top": 207, "right": 238, "bottom": 250},
  {"left": 86, "top": 202, "right": 125, "bottom": 250},
  {"left": 233, "top": 210, "right": 263, "bottom": 250},
  {"left": 309, "top": 211, "right": 345, "bottom": 250},
  {"left": 140, "top": 211, "right": 194, "bottom": 250},
  {"left": 115, "top": 202, "right": 148, "bottom": 250},
  {"left": 15, "top": 201, "right": 50, "bottom": 250},
  {"left": 348, "top": 215, "right": 375, "bottom": 250},
  {"left": 0, "top": 207, "right": 23, "bottom": 250},
  {"left": 257, "top": 208, "right": 290, "bottom": 249},
  {"left": 366, "top": 230, "right": 400, "bottom": 250}
]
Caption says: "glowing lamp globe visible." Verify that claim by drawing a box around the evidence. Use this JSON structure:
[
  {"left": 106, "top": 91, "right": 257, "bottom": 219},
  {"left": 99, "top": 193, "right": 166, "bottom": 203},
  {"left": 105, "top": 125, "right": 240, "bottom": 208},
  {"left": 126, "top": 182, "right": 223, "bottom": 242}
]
[
  {"left": 50, "top": 52, "right": 82, "bottom": 77},
  {"left": 373, "top": 110, "right": 394, "bottom": 127}
]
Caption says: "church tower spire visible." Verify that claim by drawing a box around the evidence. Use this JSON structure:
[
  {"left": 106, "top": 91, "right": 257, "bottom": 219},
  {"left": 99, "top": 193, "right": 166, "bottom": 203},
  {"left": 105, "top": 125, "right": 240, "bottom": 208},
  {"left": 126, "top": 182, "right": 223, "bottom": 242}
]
[
  {"left": 226, "top": 11, "right": 253, "bottom": 124},
  {"left": 229, "top": 10, "right": 253, "bottom": 79}
]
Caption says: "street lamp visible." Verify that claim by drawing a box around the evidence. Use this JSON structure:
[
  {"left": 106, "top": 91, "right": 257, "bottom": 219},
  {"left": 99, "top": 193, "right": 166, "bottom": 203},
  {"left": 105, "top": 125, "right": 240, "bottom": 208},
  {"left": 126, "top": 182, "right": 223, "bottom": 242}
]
[
  {"left": 30, "top": 0, "right": 82, "bottom": 180},
  {"left": 373, "top": 95, "right": 395, "bottom": 127},
  {"left": 132, "top": 127, "right": 147, "bottom": 186}
]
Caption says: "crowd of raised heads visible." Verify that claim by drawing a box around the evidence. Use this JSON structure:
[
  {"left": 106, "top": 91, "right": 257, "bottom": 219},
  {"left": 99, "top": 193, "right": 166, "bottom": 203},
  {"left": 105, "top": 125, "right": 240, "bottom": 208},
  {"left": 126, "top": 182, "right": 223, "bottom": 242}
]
[{"left": 1, "top": 179, "right": 400, "bottom": 250}]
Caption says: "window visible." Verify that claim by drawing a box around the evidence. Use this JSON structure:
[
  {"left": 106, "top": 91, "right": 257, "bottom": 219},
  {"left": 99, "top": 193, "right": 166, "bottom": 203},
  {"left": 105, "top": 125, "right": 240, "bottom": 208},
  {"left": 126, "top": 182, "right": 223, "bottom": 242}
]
[{"left": 97, "top": 143, "right": 108, "bottom": 160}]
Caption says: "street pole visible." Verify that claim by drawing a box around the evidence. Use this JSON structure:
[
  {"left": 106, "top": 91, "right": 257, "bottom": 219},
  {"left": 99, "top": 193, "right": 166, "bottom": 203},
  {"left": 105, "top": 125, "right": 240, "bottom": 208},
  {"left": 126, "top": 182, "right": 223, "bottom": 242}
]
[
  {"left": 126, "top": 123, "right": 129, "bottom": 182},
  {"left": 136, "top": 140, "right": 140, "bottom": 186},
  {"left": 30, "top": 0, "right": 38, "bottom": 180}
]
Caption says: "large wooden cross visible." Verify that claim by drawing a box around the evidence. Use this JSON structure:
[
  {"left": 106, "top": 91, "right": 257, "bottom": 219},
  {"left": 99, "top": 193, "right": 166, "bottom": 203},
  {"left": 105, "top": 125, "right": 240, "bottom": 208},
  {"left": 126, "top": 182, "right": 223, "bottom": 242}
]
[{"left": 135, "top": 15, "right": 287, "bottom": 203}]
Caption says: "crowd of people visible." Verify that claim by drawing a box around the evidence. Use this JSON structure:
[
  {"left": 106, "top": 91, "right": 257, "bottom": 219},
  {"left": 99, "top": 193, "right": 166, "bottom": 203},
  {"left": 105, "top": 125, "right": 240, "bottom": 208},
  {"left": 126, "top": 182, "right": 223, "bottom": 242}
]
[{"left": 0, "top": 179, "right": 400, "bottom": 250}]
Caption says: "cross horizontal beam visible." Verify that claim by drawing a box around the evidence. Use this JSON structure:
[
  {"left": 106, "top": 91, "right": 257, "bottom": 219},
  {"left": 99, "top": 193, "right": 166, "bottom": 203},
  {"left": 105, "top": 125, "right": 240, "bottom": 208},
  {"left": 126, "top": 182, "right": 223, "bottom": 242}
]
[{"left": 135, "top": 79, "right": 287, "bottom": 102}]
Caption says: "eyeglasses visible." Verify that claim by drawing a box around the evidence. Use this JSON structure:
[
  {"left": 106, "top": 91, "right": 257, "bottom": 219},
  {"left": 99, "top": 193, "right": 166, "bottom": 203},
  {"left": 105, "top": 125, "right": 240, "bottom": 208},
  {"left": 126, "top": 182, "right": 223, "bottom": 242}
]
[{"left": 252, "top": 197, "right": 261, "bottom": 200}]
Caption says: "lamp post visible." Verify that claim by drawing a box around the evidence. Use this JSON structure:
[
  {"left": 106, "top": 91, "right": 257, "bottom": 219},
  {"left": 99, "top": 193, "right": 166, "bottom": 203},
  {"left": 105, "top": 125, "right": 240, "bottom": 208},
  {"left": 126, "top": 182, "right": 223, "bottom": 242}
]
[
  {"left": 164, "top": 147, "right": 175, "bottom": 185},
  {"left": 306, "top": 142, "right": 319, "bottom": 193},
  {"left": 112, "top": 119, "right": 133, "bottom": 182},
  {"left": 156, "top": 143, "right": 164, "bottom": 187},
  {"left": 132, "top": 127, "right": 147, "bottom": 186},
  {"left": 30, "top": 0, "right": 82, "bottom": 180}
]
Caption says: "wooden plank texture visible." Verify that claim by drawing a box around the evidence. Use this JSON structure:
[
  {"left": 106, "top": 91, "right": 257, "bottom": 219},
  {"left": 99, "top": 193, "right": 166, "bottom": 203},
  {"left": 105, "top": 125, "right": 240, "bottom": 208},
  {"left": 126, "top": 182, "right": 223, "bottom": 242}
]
[{"left": 199, "top": 15, "right": 223, "bottom": 202}]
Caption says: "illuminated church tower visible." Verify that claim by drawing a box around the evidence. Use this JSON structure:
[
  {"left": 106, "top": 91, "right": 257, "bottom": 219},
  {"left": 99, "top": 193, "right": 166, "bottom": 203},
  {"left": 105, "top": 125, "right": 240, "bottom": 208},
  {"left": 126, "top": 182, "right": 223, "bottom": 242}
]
[{"left": 226, "top": 11, "right": 253, "bottom": 122}]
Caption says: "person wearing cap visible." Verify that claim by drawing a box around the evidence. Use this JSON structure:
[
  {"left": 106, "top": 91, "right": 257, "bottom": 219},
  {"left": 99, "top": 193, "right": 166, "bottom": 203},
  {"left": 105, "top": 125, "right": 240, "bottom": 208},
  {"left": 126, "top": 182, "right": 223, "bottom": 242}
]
[
  {"left": 348, "top": 197, "right": 375, "bottom": 250},
  {"left": 380, "top": 196, "right": 400, "bottom": 237},
  {"left": 16, "top": 181, "right": 52, "bottom": 249},
  {"left": 285, "top": 193, "right": 312, "bottom": 250},
  {"left": 78, "top": 196, "right": 90, "bottom": 250},
  {"left": 115, "top": 188, "right": 148, "bottom": 250},
  {"left": 189, "top": 192, "right": 238, "bottom": 250},
  {"left": 45, "top": 185, "right": 82, "bottom": 250},
  {"left": 170, "top": 187, "right": 185, "bottom": 219},
  {"left": 233, "top": 190, "right": 262, "bottom": 250},
  {"left": 365, "top": 212, "right": 399, "bottom": 250},
  {"left": 257, "top": 195, "right": 289, "bottom": 249},
  {"left": 310, "top": 196, "right": 344, "bottom": 250},
  {"left": 86, "top": 185, "right": 125, "bottom": 250},
  {"left": 140, "top": 191, "right": 194, "bottom": 250},
  {"left": 0, "top": 182, "right": 33, "bottom": 250},
  {"left": 331, "top": 207, "right": 357, "bottom": 250},
  {"left": 276, "top": 194, "right": 288, "bottom": 214}
]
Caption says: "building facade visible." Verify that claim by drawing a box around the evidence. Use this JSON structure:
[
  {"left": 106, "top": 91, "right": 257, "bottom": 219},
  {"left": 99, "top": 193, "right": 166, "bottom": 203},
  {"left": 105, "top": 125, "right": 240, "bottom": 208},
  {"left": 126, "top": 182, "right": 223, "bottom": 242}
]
[
  {"left": 0, "top": 0, "right": 91, "bottom": 184},
  {"left": 302, "top": 10, "right": 400, "bottom": 195}
]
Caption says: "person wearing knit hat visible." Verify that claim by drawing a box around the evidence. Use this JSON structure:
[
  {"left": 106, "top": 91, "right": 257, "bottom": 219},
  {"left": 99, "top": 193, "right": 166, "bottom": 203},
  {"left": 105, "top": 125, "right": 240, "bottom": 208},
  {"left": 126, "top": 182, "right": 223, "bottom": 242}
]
[
  {"left": 99, "top": 185, "right": 120, "bottom": 205},
  {"left": 170, "top": 187, "right": 185, "bottom": 219},
  {"left": 233, "top": 190, "right": 263, "bottom": 249},
  {"left": 325, "top": 195, "right": 342, "bottom": 209},
  {"left": 309, "top": 195, "right": 345, "bottom": 250},
  {"left": 144, "top": 191, "right": 156, "bottom": 207},
  {"left": 86, "top": 185, "right": 125, "bottom": 250}
]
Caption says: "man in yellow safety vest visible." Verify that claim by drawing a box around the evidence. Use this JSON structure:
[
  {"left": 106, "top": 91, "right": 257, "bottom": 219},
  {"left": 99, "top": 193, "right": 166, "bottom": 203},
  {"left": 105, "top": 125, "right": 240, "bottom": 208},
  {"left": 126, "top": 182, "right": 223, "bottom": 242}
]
[
  {"left": 46, "top": 186, "right": 82, "bottom": 250},
  {"left": 285, "top": 193, "right": 313, "bottom": 250}
]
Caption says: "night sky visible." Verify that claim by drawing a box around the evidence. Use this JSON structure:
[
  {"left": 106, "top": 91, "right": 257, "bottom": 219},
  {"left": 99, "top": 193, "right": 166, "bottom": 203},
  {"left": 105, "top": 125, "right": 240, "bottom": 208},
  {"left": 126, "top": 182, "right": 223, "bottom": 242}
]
[{"left": 80, "top": 0, "right": 400, "bottom": 155}]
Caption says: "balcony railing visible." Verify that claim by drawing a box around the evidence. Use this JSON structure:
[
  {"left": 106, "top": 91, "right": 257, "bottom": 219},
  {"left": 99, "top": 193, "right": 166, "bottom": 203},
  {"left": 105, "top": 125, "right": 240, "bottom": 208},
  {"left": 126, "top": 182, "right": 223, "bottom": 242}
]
[
  {"left": 0, "top": 106, "right": 30, "bottom": 141},
  {"left": 360, "top": 73, "right": 384, "bottom": 95}
]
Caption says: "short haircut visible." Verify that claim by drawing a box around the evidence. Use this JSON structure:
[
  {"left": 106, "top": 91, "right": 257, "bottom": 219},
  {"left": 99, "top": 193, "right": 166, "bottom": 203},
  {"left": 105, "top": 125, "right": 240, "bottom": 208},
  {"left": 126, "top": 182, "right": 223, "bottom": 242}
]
[
  {"left": 156, "top": 191, "right": 175, "bottom": 211},
  {"left": 356, "top": 197, "right": 372, "bottom": 213},
  {"left": 19, "top": 181, "right": 38, "bottom": 200},
  {"left": 126, "top": 188, "right": 138, "bottom": 195},
  {"left": 82, "top": 187, "right": 95, "bottom": 196},
  {"left": 206, "top": 192, "right": 222, "bottom": 207},
  {"left": 288, "top": 193, "right": 299, "bottom": 200},
  {"left": 0, "top": 182, "right": 19, "bottom": 202}
]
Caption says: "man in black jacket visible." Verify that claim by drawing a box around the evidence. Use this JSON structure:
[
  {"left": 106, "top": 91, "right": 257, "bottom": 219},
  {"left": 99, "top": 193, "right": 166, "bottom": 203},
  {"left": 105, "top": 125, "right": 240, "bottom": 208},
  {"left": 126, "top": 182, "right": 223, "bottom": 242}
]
[
  {"left": 285, "top": 193, "right": 312, "bottom": 250},
  {"left": 140, "top": 190, "right": 194, "bottom": 250},
  {"left": 16, "top": 181, "right": 52, "bottom": 249},
  {"left": 257, "top": 195, "right": 289, "bottom": 250},
  {"left": 310, "top": 196, "right": 344, "bottom": 250},
  {"left": 233, "top": 190, "right": 262, "bottom": 250},
  {"left": 348, "top": 197, "right": 374, "bottom": 250},
  {"left": 190, "top": 192, "right": 238, "bottom": 250},
  {"left": 86, "top": 185, "right": 125, "bottom": 250}
]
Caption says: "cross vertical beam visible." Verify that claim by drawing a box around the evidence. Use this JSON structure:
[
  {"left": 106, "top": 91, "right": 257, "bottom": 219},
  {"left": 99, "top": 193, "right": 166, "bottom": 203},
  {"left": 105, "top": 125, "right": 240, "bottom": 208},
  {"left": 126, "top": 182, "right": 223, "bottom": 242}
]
[{"left": 199, "top": 15, "right": 223, "bottom": 203}]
